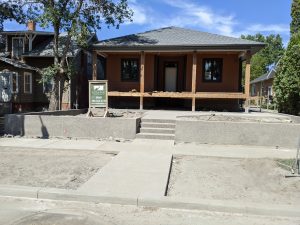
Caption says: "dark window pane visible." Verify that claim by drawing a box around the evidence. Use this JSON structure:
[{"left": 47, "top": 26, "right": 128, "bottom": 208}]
[
  {"left": 203, "top": 58, "right": 223, "bottom": 82},
  {"left": 121, "top": 59, "right": 139, "bottom": 81}
]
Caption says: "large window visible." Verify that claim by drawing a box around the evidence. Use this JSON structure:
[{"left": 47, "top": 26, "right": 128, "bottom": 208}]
[
  {"left": 121, "top": 59, "right": 139, "bottom": 81},
  {"left": 12, "top": 38, "right": 24, "bottom": 58},
  {"left": 203, "top": 58, "right": 223, "bottom": 82},
  {"left": 24, "top": 72, "right": 32, "bottom": 94}
]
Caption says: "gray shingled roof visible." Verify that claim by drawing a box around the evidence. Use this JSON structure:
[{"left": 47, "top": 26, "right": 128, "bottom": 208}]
[
  {"left": 0, "top": 31, "right": 54, "bottom": 35},
  {"left": 93, "top": 27, "right": 265, "bottom": 52},
  {"left": 23, "top": 33, "right": 80, "bottom": 57},
  {"left": 251, "top": 68, "right": 276, "bottom": 84},
  {"left": 0, "top": 57, "right": 39, "bottom": 71}
]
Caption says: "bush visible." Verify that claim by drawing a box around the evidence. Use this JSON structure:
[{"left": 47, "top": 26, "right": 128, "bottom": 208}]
[{"left": 274, "top": 33, "right": 300, "bottom": 115}]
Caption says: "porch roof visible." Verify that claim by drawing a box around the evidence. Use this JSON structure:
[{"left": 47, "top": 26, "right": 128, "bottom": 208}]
[
  {"left": 92, "top": 27, "right": 265, "bottom": 54},
  {"left": 0, "top": 57, "right": 39, "bottom": 72}
]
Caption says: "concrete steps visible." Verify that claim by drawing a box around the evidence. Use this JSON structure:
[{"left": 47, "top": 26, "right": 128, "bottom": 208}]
[{"left": 136, "top": 119, "right": 176, "bottom": 140}]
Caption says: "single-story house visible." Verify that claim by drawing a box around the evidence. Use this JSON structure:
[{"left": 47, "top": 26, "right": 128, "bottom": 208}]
[
  {"left": 250, "top": 62, "right": 278, "bottom": 104},
  {"left": 91, "top": 27, "right": 265, "bottom": 111},
  {"left": 0, "top": 21, "right": 97, "bottom": 114}
]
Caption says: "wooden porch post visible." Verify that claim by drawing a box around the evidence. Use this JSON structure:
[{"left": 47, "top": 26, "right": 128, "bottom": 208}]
[
  {"left": 245, "top": 52, "right": 251, "bottom": 113},
  {"left": 92, "top": 51, "right": 97, "bottom": 80},
  {"left": 140, "top": 51, "right": 145, "bottom": 110},
  {"left": 191, "top": 51, "right": 197, "bottom": 111}
]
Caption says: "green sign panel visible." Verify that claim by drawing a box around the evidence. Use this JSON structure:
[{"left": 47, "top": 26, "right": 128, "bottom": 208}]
[{"left": 89, "top": 81, "right": 108, "bottom": 108}]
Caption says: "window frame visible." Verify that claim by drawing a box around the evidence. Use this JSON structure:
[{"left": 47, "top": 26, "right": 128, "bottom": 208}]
[
  {"left": 11, "top": 72, "right": 19, "bottom": 94},
  {"left": 121, "top": 58, "right": 140, "bottom": 82},
  {"left": 12, "top": 37, "right": 25, "bottom": 58},
  {"left": 202, "top": 58, "right": 223, "bottom": 83},
  {"left": 24, "top": 72, "right": 32, "bottom": 94}
]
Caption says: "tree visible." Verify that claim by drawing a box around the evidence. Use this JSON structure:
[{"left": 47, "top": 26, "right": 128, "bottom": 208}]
[
  {"left": 2, "top": 0, "right": 133, "bottom": 110},
  {"left": 241, "top": 33, "right": 285, "bottom": 80},
  {"left": 273, "top": 33, "right": 300, "bottom": 115},
  {"left": 291, "top": 0, "right": 300, "bottom": 35},
  {"left": 0, "top": 1, "right": 24, "bottom": 31}
]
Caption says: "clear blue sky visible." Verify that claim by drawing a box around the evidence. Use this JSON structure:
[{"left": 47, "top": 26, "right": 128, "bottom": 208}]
[{"left": 4, "top": 0, "right": 292, "bottom": 45}]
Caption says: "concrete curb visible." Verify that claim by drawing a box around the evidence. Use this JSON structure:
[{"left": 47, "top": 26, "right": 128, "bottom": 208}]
[{"left": 0, "top": 185, "right": 299, "bottom": 218}]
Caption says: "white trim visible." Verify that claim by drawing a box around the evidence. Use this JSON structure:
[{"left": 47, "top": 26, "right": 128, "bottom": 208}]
[
  {"left": 24, "top": 72, "right": 32, "bottom": 94},
  {"left": 12, "top": 37, "right": 25, "bottom": 58}
]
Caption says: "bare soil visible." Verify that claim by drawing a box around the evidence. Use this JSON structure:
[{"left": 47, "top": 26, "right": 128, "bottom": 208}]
[
  {"left": 167, "top": 156, "right": 300, "bottom": 205},
  {"left": 179, "top": 114, "right": 294, "bottom": 123},
  {"left": 0, "top": 148, "right": 115, "bottom": 189}
]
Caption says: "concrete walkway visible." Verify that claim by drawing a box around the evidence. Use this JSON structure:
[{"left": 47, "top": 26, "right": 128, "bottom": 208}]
[{"left": 78, "top": 150, "right": 172, "bottom": 198}]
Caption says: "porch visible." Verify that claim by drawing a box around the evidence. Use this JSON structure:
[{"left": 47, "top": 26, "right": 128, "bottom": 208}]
[{"left": 92, "top": 51, "right": 252, "bottom": 111}]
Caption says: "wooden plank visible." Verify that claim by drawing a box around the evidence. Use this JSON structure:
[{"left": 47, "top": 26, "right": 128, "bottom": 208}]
[
  {"left": 92, "top": 51, "right": 97, "bottom": 80},
  {"left": 195, "top": 92, "right": 246, "bottom": 99},
  {"left": 245, "top": 53, "right": 251, "bottom": 98},
  {"left": 143, "top": 92, "right": 194, "bottom": 98},
  {"left": 244, "top": 52, "right": 251, "bottom": 112},
  {"left": 108, "top": 91, "right": 141, "bottom": 97},
  {"left": 108, "top": 91, "right": 246, "bottom": 99},
  {"left": 140, "top": 51, "right": 145, "bottom": 110},
  {"left": 192, "top": 51, "right": 197, "bottom": 111}
]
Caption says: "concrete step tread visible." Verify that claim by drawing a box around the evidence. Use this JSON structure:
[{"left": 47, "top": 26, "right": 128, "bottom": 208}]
[
  {"left": 140, "top": 127, "right": 175, "bottom": 134},
  {"left": 141, "top": 122, "right": 175, "bottom": 125},
  {"left": 136, "top": 134, "right": 175, "bottom": 140},
  {"left": 141, "top": 119, "right": 176, "bottom": 124},
  {"left": 141, "top": 127, "right": 175, "bottom": 130},
  {"left": 138, "top": 133, "right": 174, "bottom": 136}
]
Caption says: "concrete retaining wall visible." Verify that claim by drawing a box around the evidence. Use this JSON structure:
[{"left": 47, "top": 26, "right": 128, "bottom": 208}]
[
  {"left": 22, "top": 109, "right": 88, "bottom": 116},
  {"left": 5, "top": 114, "right": 140, "bottom": 139},
  {"left": 175, "top": 120, "right": 300, "bottom": 148}
]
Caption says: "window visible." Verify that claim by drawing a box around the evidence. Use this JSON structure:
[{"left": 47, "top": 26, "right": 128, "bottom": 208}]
[
  {"left": 121, "top": 59, "right": 139, "bottom": 81},
  {"left": 203, "top": 58, "right": 223, "bottom": 82},
  {"left": 12, "top": 37, "right": 24, "bottom": 58},
  {"left": 24, "top": 72, "right": 32, "bottom": 94},
  {"left": 11, "top": 73, "right": 18, "bottom": 93}
]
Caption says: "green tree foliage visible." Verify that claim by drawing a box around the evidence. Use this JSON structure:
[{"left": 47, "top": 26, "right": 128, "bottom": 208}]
[
  {"left": 1, "top": 0, "right": 133, "bottom": 110},
  {"left": 241, "top": 34, "right": 285, "bottom": 80},
  {"left": 273, "top": 33, "right": 300, "bottom": 115},
  {"left": 291, "top": 0, "right": 300, "bottom": 35},
  {"left": 0, "top": 1, "right": 24, "bottom": 31}
]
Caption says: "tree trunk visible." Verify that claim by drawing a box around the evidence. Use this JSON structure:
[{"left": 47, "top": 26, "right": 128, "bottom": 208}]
[{"left": 48, "top": 74, "right": 65, "bottom": 111}]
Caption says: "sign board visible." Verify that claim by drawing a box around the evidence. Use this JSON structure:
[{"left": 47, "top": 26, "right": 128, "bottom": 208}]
[{"left": 88, "top": 80, "right": 108, "bottom": 116}]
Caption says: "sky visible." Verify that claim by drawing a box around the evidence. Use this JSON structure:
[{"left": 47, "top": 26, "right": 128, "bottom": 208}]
[{"left": 3, "top": 0, "right": 292, "bottom": 45}]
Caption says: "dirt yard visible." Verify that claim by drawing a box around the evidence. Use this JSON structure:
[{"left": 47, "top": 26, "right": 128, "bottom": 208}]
[
  {"left": 167, "top": 156, "right": 300, "bottom": 205},
  {"left": 0, "top": 148, "right": 115, "bottom": 189}
]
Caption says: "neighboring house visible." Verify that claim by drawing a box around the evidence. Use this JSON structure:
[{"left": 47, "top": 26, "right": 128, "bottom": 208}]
[
  {"left": 91, "top": 27, "right": 265, "bottom": 111},
  {"left": 250, "top": 63, "right": 278, "bottom": 104},
  {"left": 0, "top": 21, "right": 97, "bottom": 114}
]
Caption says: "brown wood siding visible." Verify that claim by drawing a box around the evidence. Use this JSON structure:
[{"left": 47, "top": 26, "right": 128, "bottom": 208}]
[
  {"left": 106, "top": 52, "right": 240, "bottom": 93},
  {"left": 106, "top": 53, "right": 141, "bottom": 92},
  {"left": 185, "top": 53, "right": 239, "bottom": 92}
]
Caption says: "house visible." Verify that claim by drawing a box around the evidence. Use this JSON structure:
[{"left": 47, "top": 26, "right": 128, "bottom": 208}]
[
  {"left": 91, "top": 27, "right": 265, "bottom": 111},
  {"left": 250, "top": 63, "right": 278, "bottom": 104},
  {"left": 0, "top": 21, "right": 97, "bottom": 114}
]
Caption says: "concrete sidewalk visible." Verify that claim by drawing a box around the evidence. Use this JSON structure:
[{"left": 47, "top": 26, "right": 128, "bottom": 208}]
[
  {"left": 78, "top": 150, "right": 172, "bottom": 198},
  {"left": 0, "top": 137, "right": 296, "bottom": 159}
]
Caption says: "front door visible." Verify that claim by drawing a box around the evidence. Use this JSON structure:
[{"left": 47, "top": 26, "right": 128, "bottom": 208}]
[{"left": 164, "top": 63, "right": 177, "bottom": 92}]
